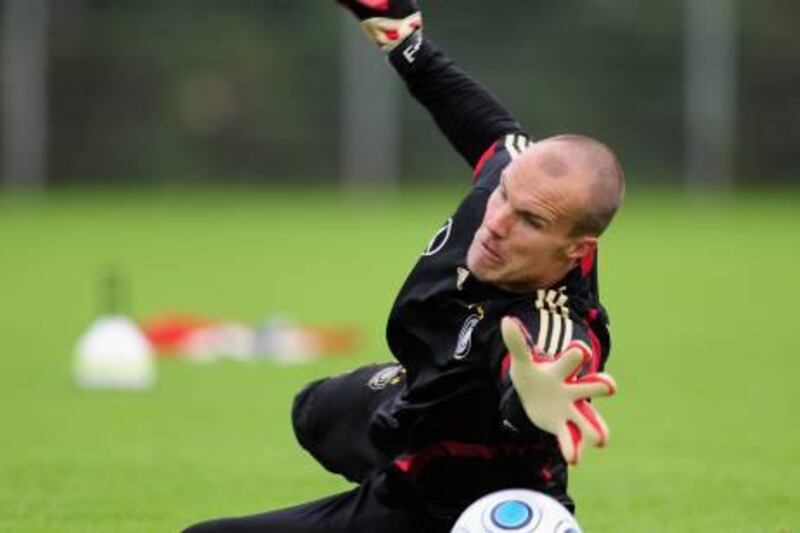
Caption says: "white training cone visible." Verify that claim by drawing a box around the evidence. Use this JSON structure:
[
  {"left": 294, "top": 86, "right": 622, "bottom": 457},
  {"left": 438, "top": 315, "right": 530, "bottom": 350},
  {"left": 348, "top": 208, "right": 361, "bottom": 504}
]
[{"left": 74, "top": 315, "right": 156, "bottom": 390}]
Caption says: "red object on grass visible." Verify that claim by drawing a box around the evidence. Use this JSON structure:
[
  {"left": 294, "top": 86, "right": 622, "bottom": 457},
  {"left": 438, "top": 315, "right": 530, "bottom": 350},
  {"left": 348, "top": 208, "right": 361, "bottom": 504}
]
[{"left": 141, "top": 314, "right": 213, "bottom": 355}]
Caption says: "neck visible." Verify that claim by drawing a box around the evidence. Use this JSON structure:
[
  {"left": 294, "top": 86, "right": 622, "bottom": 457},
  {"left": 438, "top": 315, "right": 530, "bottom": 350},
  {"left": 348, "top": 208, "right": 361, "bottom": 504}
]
[{"left": 496, "top": 262, "right": 578, "bottom": 293}]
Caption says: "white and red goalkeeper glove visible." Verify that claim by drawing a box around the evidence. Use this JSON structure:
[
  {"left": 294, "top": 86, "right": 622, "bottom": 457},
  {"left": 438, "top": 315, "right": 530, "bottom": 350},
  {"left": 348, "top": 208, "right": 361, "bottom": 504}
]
[
  {"left": 501, "top": 316, "right": 618, "bottom": 465},
  {"left": 336, "top": 0, "right": 423, "bottom": 52}
]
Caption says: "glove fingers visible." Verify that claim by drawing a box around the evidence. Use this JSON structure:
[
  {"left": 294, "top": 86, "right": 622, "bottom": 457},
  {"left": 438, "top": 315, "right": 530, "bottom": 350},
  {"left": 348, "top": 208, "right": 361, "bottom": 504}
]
[
  {"left": 568, "top": 373, "right": 618, "bottom": 400},
  {"left": 501, "top": 316, "right": 534, "bottom": 365},
  {"left": 361, "top": 12, "right": 422, "bottom": 51},
  {"left": 551, "top": 343, "right": 590, "bottom": 381},
  {"left": 571, "top": 400, "right": 610, "bottom": 448},
  {"left": 556, "top": 421, "right": 582, "bottom": 466}
]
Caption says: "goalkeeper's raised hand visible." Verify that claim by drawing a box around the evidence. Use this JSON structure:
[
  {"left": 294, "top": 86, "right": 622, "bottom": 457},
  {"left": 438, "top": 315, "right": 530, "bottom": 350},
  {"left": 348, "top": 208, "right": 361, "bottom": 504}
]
[
  {"left": 336, "top": 0, "right": 423, "bottom": 52},
  {"left": 501, "top": 317, "right": 618, "bottom": 465}
]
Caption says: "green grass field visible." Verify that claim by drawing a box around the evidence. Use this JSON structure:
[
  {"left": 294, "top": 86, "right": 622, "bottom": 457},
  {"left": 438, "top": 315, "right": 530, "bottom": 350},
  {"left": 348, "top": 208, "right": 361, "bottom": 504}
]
[{"left": 1, "top": 185, "right": 798, "bottom": 532}]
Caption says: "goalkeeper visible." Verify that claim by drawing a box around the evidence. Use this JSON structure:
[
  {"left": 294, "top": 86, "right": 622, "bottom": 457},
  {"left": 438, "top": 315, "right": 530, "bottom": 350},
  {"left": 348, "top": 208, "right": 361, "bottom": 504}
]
[{"left": 185, "top": 0, "right": 624, "bottom": 531}]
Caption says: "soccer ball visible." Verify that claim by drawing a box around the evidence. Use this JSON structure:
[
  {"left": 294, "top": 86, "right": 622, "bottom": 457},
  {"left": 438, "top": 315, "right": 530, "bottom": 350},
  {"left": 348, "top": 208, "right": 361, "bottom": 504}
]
[{"left": 452, "top": 489, "right": 582, "bottom": 533}]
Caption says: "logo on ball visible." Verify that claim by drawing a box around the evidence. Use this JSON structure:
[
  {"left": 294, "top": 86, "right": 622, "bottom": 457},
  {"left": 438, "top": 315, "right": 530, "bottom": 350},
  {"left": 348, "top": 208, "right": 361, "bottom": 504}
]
[
  {"left": 452, "top": 489, "right": 582, "bottom": 532},
  {"left": 490, "top": 500, "right": 533, "bottom": 529}
]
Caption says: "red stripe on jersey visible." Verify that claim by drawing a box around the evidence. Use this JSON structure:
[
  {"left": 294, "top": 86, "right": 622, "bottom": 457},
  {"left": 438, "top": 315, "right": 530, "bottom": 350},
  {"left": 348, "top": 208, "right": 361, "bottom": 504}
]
[
  {"left": 472, "top": 143, "right": 498, "bottom": 183},
  {"left": 356, "top": 0, "right": 389, "bottom": 11},
  {"left": 500, "top": 353, "right": 511, "bottom": 380},
  {"left": 586, "top": 324, "right": 602, "bottom": 373},
  {"left": 393, "top": 440, "right": 547, "bottom": 477},
  {"left": 580, "top": 250, "right": 595, "bottom": 277},
  {"left": 393, "top": 441, "right": 491, "bottom": 474},
  {"left": 394, "top": 457, "right": 413, "bottom": 473}
]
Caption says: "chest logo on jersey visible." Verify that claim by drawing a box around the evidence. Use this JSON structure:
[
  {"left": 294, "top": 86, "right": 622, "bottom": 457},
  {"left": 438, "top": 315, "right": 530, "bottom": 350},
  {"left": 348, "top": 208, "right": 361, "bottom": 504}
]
[
  {"left": 453, "top": 308, "right": 484, "bottom": 360},
  {"left": 422, "top": 218, "right": 453, "bottom": 257}
]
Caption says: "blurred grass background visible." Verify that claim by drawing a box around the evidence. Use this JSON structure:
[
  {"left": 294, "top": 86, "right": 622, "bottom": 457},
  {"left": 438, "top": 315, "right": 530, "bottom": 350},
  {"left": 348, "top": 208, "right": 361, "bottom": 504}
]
[{"left": 0, "top": 185, "right": 798, "bottom": 532}]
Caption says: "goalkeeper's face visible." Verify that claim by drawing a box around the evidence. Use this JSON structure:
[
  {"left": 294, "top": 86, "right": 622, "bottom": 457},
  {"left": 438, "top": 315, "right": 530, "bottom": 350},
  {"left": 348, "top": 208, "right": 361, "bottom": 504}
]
[{"left": 466, "top": 146, "right": 598, "bottom": 291}]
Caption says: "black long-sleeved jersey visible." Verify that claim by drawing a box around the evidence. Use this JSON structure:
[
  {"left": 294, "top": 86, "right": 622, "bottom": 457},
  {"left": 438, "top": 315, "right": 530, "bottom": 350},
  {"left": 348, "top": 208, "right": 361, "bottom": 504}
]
[{"left": 369, "top": 33, "right": 613, "bottom": 511}]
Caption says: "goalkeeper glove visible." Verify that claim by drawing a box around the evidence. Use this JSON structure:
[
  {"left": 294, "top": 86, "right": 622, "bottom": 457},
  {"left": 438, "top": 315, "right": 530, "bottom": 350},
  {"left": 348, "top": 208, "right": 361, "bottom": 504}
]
[
  {"left": 501, "top": 316, "right": 618, "bottom": 465},
  {"left": 336, "top": 0, "right": 423, "bottom": 52}
]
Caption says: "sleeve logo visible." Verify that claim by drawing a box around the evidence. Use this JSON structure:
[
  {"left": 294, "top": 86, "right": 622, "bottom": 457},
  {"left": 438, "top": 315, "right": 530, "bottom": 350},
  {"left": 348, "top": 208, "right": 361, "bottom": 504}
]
[
  {"left": 504, "top": 134, "right": 532, "bottom": 159},
  {"left": 368, "top": 364, "right": 406, "bottom": 390},
  {"left": 534, "top": 288, "right": 574, "bottom": 356}
]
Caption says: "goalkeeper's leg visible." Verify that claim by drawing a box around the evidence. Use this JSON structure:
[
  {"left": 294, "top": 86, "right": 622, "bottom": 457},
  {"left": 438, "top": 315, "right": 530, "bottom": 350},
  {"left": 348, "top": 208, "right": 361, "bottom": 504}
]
[
  {"left": 183, "top": 470, "right": 449, "bottom": 533},
  {"left": 291, "top": 363, "right": 405, "bottom": 483}
]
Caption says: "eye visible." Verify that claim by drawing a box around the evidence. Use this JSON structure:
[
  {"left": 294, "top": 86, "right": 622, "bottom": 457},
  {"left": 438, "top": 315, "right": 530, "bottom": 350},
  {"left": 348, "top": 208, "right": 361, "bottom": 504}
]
[{"left": 521, "top": 214, "right": 542, "bottom": 228}]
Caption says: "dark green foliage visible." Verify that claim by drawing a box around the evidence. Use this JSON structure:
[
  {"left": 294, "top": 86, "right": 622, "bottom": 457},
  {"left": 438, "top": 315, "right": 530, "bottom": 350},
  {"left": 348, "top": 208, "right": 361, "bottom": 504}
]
[{"left": 17, "top": 1, "right": 800, "bottom": 184}]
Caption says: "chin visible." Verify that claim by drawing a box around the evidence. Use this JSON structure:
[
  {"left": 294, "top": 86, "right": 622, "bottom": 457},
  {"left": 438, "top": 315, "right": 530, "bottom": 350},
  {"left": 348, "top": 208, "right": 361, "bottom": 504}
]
[
  {"left": 466, "top": 250, "right": 485, "bottom": 279},
  {"left": 466, "top": 248, "right": 497, "bottom": 283},
  {"left": 469, "top": 266, "right": 488, "bottom": 283},
  {"left": 467, "top": 260, "right": 495, "bottom": 283}
]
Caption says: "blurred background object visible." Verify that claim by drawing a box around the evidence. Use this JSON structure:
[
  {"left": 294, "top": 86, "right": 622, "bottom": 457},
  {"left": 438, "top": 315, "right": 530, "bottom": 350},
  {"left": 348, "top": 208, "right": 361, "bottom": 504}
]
[
  {"left": 2, "top": 0, "right": 798, "bottom": 191},
  {"left": 74, "top": 313, "right": 156, "bottom": 389},
  {"left": 2, "top": 0, "right": 48, "bottom": 191},
  {"left": 141, "top": 312, "right": 359, "bottom": 363},
  {"left": 73, "top": 266, "right": 157, "bottom": 390}
]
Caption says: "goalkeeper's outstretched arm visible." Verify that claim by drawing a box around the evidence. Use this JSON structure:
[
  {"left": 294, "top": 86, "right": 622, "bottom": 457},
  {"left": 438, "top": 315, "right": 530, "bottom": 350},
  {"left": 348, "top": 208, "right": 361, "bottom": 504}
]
[{"left": 337, "top": 0, "right": 526, "bottom": 169}]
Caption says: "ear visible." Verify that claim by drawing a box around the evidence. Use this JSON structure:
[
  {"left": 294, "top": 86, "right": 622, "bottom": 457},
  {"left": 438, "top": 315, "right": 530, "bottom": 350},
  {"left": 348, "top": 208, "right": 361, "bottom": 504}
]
[{"left": 565, "top": 235, "right": 597, "bottom": 261}]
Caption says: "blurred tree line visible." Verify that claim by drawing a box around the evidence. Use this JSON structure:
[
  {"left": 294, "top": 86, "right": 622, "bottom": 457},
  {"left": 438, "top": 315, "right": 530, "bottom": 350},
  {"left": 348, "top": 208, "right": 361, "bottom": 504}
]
[{"left": 3, "top": 0, "right": 798, "bottom": 185}]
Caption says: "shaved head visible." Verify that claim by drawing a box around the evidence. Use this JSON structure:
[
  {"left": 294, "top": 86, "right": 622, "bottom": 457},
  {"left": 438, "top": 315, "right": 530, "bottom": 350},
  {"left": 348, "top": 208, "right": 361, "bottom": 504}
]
[
  {"left": 467, "top": 132, "right": 625, "bottom": 290},
  {"left": 513, "top": 134, "right": 625, "bottom": 237}
]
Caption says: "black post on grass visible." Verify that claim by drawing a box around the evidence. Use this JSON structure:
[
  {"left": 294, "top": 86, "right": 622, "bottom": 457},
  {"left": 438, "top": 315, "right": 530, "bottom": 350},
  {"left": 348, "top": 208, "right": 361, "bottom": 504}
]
[
  {"left": 101, "top": 266, "right": 128, "bottom": 317},
  {"left": 684, "top": 0, "right": 738, "bottom": 193},
  {"left": 340, "top": 12, "right": 401, "bottom": 194},
  {"left": 2, "top": 0, "right": 49, "bottom": 192}
]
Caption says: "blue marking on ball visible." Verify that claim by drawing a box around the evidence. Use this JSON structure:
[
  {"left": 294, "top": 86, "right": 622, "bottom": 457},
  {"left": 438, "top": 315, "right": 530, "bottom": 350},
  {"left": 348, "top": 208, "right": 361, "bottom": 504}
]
[{"left": 490, "top": 500, "right": 533, "bottom": 529}]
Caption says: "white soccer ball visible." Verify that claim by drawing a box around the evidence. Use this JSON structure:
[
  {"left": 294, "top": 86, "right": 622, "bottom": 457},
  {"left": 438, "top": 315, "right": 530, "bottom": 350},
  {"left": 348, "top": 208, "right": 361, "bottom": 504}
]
[{"left": 452, "top": 489, "right": 582, "bottom": 533}]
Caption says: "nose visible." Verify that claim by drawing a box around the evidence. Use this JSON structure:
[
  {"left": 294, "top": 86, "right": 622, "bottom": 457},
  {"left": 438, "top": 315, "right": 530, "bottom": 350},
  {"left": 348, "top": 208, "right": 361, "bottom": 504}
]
[{"left": 485, "top": 201, "right": 512, "bottom": 238}]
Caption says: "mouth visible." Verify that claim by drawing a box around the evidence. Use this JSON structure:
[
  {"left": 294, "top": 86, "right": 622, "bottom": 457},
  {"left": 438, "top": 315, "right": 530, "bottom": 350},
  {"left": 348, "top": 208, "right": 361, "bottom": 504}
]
[{"left": 480, "top": 239, "right": 503, "bottom": 264}]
